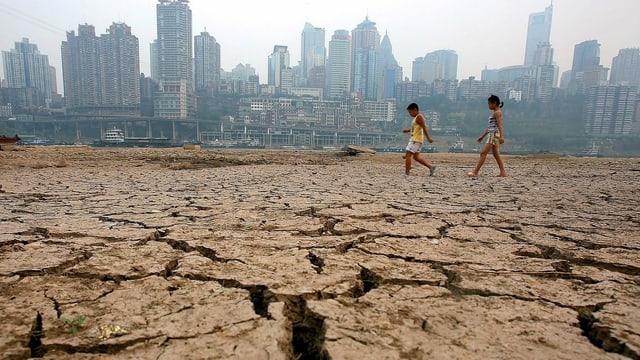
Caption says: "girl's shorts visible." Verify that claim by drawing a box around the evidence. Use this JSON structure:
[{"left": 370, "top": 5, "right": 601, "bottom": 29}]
[{"left": 487, "top": 132, "right": 500, "bottom": 145}]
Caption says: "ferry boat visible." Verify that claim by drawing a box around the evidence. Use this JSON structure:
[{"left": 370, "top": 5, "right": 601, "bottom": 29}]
[
  {"left": 449, "top": 138, "right": 464, "bottom": 153},
  {"left": 94, "top": 128, "right": 173, "bottom": 147},
  {"left": 102, "top": 128, "right": 125, "bottom": 143}
]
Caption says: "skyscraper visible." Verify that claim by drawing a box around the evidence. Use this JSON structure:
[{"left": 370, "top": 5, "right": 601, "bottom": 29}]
[
  {"left": 268, "top": 45, "right": 290, "bottom": 88},
  {"left": 2, "top": 38, "right": 53, "bottom": 106},
  {"left": 412, "top": 50, "right": 458, "bottom": 83},
  {"left": 531, "top": 42, "right": 556, "bottom": 102},
  {"left": 584, "top": 85, "right": 636, "bottom": 135},
  {"left": 2, "top": 49, "right": 25, "bottom": 88},
  {"left": 351, "top": 17, "right": 380, "bottom": 101},
  {"left": 610, "top": 48, "right": 640, "bottom": 88},
  {"left": 231, "top": 64, "right": 256, "bottom": 81},
  {"left": 150, "top": 39, "right": 160, "bottom": 82},
  {"left": 61, "top": 23, "right": 140, "bottom": 114},
  {"left": 49, "top": 66, "right": 58, "bottom": 98},
  {"left": 377, "top": 33, "right": 402, "bottom": 99},
  {"left": 301, "top": 23, "right": 326, "bottom": 86},
  {"left": 194, "top": 31, "right": 221, "bottom": 93},
  {"left": 524, "top": 4, "right": 553, "bottom": 66},
  {"left": 61, "top": 24, "right": 101, "bottom": 111},
  {"left": 571, "top": 40, "right": 601, "bottom": 79},
  {"left": 326, "top": 30, "right": 351, "bottom": 99},
  {"left": 154, "top": 0, "right": 194, "bottom": 119},
  {"left": 571, "top": 40, "right": 607, "bottom": 92},
  {"left": 100, "top": 23, "right": 140, "bottom": 109},
  {"left": 280, "top": 67, "right": 294, "bottom": 95}
]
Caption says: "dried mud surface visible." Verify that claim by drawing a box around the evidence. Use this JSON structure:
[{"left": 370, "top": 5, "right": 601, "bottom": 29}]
[{"left": 0, "top": 146, "right": 639, "bottom": 359}]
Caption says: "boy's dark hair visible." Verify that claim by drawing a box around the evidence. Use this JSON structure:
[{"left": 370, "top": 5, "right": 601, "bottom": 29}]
[
  {"left": 407, "top": 103, "right": 419, "bottom": 111},
  {"left": 488, "top": 95, "right": 504, "bottom": 108}
]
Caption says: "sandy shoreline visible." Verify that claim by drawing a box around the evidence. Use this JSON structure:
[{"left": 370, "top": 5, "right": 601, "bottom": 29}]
[{"left": 1, "top": 146, "right": 639, "bottom": 359}]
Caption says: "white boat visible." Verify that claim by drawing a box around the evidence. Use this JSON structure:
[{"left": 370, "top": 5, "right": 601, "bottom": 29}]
[
  {"left": 449, "top": 137, "right": 464, "bottom": 153},
  {"left": 103, "top": 128, "right": 125, "bottom": 143}
]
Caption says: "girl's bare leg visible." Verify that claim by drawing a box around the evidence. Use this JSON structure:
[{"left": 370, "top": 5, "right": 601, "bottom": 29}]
[
  {"left": 492, "top": 145, "right": 507, "bottom": 176},
  {"left": 468, "top": 143, "right": 492, "bottom": 176}
]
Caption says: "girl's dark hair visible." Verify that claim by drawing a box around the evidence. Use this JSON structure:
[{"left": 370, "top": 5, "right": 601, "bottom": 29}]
[
  {"left": 407, "top": 103, "right": 419, "bottom": 111},
  {"left": 488, "top": 95, "right": 504, "bottom": 108}
]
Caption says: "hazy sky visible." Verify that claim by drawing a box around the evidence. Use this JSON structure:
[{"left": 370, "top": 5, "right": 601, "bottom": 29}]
[{"left": 1, "top": 0, "right": 638, "bottom": 93}]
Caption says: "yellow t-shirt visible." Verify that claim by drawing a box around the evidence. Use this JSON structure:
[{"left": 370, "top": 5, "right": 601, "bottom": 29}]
[{"left": 410, "top": 116, "right": 424, "bottom": 143}]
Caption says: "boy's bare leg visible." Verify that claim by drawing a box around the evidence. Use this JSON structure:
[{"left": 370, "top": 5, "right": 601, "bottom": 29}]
[
  {"left": 413, "top": 153, "right": 433, "bottom": 170},
  {"left": 404, "top": 151, "right": 413, "bottom": 175}
]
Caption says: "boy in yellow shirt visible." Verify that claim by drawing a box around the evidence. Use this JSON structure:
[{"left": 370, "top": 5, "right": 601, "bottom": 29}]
[{"left": 403, "top": 103, "right": 436, "bottom": 178}]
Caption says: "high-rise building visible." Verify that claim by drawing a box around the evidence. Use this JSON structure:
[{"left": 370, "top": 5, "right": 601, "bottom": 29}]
[
  {"left": 301, "top": 22, "right": 326, "bottom": 86},
  {"left": 230, "top": 64, "right": 255, "bottom": 81},
  {"left": 481, "top": 67, "right": 499, "bottom": 82},
  {"left": 433, "top": 79, "right": 459, "bottom": 102},
  {"left": 154, "top": 0, "right": 194, "bottom": 119},
  {"left": 572, "top": 40, "right": 600, "bottom": 75},
  {"left": 280, "top": 67, "right": 294, "bottom": 95},
  {"left": 268, "top": 45, "right": 290, "bottom": 88},
  {"left": 394, "top": 81, "right": 429, "bottom": 103},
  {"left": 100, "top": 23, "right": 140, "bottom": 109},
  {"left": 61, "top": 24, "right": 101, "bottom": 111},
  {"left": 458, "top": 76, "right": 489, "bottom": 100},
  {"left": 194, "top": 31, "right": 221, "bottom": 93},
  {"left": 584, "top": 85, "right": 636, "bottom": 135},
  {"left": 307, "top": 66, "right": 326, "bottom": 89},
  {"left": 377, "top": 33, "right": 402, "bottom": 99},
  {"left": 326, "top": 30, "right": 351, "bottom": 99},
  {"left": 351, "top": 17, "right": 380, "bottom": 100},
  {"left": 559, "top": 70, "right": 572, "bottom": 89},
  {"left": 570, "top": 40, "right": 608, "bottom": 93},
  {"left": 246, "top": 75, "right": 259, "bottom": 96},
  {"left": 571, "top": 40, "right": 601, "bottom": 80},
  {"left": 2, "top": 49, "right": 26, "bottom": 89},
  {"left": 412, "top": 50, "right": 458, "bottom": 83},
  {"left": 61, "top": 23, "right": 140, "bottom": 114},
  {"left": 610, "top": 48, "right": 640, "bottom": 88},
  {"left": 140, "top": 74, "right": 158, "bottom": 117},
  {"left": 49, "top": 66, "right": 58, "bottom": 97},
  {"left": 530, "top": 42, "right": 556, "bottom": 102},
  {"left": 150, "top": 39, "right": 160, "bottom": 82},
  {"left": 524, "top": 4, "right": 553, "bottom": 66},
  {"left": 2, "top": 38, "right": 53, "bottom": 106}
]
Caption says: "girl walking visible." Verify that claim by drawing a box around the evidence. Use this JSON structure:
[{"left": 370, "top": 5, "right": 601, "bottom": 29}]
[{"left": 467, "top": 95, "right": 507, "bottom": 177}]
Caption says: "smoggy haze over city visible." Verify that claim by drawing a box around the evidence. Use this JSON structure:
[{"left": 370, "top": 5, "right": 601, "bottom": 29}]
[{"left": 0, "top": 0, "right": 638, "bottom": 94}]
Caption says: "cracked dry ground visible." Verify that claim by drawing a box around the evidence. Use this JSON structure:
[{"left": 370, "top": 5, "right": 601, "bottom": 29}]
[{"left": 0, "top": 147, "right": 639, "bottom": 360}]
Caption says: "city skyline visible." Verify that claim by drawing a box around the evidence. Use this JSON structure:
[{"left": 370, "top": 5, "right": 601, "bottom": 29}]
[{"left": 0, "top": 0, "right": 638, "bottom": 95}]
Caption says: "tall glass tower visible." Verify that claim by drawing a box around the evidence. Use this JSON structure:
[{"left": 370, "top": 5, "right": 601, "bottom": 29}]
[
  {"left": 610, "top": 48, "right": 640, "bottom": 88},
  {"left": 268, "top": 45, "right": 290, "bottom": 88},
  {"left": 524, "top": 4, "right": 553, "bottom": 66},
  {"left": 351, "top": 17, "right": 380, "bottom": 101},
  {"left": 377, "top": 33, "right": 402, "bottom": 100},
  {"left": 301, "top": 23, "right": 326, "bottom": 86},
  {"left": 326, "top": 30, "right": 351, "bottom": 99}
]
